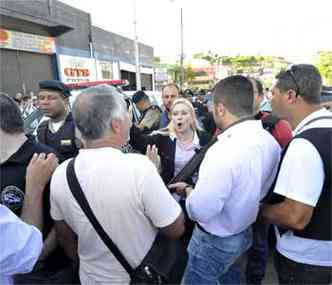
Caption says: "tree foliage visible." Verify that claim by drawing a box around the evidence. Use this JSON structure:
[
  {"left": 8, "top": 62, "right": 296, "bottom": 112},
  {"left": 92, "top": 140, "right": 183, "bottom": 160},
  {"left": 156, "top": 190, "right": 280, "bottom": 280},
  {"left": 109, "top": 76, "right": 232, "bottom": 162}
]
[
  {"left": 316, "top": 51, "right": 332, "bottom": 85},
  {"left": 162, "top": 63, "right": 196, "bottom": 85},
  {"left": 193, "top": 52, "right": 288, "bottom": 82}
]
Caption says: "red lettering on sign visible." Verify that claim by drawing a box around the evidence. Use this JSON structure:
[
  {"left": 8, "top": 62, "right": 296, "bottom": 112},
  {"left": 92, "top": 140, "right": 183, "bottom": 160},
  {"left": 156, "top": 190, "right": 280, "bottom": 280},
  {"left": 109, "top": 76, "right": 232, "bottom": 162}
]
[{"left": 64, "top": 68, "right": 90, "bottom": 77}]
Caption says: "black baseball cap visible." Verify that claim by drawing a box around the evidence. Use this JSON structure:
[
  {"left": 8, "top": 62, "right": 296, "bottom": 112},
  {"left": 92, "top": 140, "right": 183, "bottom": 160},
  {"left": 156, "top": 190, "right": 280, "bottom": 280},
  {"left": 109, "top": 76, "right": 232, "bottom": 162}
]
[{"left": 39, "top": 80, "right": 71, "bottom": 97}]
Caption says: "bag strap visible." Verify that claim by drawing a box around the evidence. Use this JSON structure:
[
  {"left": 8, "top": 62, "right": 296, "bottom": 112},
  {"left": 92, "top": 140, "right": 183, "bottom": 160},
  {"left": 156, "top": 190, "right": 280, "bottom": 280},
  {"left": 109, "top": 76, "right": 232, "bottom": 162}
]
[
  {"left": 66, "top": 158, "right": 134, "bottom": 276},
  {"left": 167, "top": 136, "right": 217, "bottom": 186},
  {"left": 167, "top": 117, "right": 253, "bottom": 186}
]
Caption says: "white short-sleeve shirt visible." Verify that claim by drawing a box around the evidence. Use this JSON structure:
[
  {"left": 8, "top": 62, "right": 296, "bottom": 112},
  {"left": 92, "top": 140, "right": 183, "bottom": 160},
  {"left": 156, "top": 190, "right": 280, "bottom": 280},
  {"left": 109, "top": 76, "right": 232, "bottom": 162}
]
[
  {"left": 50, "top": 147, "right": 181, "bottom": 284},
  {"left": 274, "top": 108, "right": 332, "bottom": 266},
  {"left": 0, "top": 205, "right": 43, "bottom": 285}
]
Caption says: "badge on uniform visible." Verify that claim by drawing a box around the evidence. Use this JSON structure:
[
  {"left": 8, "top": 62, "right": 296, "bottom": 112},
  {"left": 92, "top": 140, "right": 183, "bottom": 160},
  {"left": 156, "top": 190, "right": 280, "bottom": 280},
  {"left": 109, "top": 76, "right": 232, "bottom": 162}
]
[
  {"left": 61, "top": 139, "right": 72, "bottom": 146},
  {"left": 1, "top": 185, "right": 25, "bottom": 211}
]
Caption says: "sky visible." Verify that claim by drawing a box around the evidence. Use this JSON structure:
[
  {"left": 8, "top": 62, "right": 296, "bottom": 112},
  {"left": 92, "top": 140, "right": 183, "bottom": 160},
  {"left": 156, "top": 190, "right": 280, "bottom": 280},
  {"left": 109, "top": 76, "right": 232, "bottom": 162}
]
[{"left": 61, "top": 0, "right": 332, "bottom": 63}]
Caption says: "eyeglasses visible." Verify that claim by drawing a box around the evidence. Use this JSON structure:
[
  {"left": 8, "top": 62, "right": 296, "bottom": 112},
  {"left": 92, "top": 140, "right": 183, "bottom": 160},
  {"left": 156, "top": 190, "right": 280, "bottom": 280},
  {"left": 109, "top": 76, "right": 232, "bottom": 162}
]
[{"left": 286, "top": 67, "right": 300, "bottom": 96}]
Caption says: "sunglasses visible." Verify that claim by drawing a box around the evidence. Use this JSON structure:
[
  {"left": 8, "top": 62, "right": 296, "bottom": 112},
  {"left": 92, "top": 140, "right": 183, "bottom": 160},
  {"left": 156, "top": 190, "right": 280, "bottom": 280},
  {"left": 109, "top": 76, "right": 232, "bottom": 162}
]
[{"left": 286, "top": 66, "right": 300, "bottom": 96}]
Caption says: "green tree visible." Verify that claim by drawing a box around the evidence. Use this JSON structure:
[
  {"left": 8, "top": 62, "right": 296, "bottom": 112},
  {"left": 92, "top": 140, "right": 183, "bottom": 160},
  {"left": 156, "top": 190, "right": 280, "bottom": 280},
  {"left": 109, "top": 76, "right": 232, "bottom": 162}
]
[
  {"left": 185, "top": 65, "right": 195, "bottom": 84},
  {"left": 153, "top": 56, "right": 161, "bottom": 64},
  {"left": 193, "top": 51, "right": 226, "bottom": 81},
  {"left": 316, "top": 51, "right": 332, "bottom": 85}
]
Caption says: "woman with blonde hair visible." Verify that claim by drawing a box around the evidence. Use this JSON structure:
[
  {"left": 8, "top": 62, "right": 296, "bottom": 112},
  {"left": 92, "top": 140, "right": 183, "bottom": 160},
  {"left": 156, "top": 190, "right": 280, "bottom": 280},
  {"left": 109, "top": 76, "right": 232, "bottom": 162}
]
[
  {"left": 130, "top": 97, "right": 211, "bottom": 185},
  {"left": 130, "top": 98, "right": 212, "bottom": 282}
]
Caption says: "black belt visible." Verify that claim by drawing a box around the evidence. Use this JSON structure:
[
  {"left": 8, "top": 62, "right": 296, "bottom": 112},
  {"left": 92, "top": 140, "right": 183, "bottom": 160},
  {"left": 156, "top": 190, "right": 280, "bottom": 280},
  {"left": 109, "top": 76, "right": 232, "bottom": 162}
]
[{"left": 196, "top": 223, "right": 211, "bottom": 235}]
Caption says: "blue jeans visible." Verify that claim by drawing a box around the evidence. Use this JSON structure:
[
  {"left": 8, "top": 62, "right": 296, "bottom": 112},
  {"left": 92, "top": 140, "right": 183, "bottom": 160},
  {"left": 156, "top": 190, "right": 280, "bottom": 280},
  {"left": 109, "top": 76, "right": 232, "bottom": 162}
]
[
  {"left": 218, "top": 257, "right": 242, "bottom": 284},
  {"left": 181, "top": 225, "right": 252, "bottom": 285},
  {"left": 220, "top": 221, "right": 269, "bottom": 284}
]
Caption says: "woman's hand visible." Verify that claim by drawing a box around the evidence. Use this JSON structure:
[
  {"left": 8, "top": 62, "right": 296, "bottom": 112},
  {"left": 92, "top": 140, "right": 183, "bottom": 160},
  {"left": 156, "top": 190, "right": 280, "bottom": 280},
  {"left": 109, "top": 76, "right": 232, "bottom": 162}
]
[{"left": 146, "top": 144, "right": 161, "bottom": 172}]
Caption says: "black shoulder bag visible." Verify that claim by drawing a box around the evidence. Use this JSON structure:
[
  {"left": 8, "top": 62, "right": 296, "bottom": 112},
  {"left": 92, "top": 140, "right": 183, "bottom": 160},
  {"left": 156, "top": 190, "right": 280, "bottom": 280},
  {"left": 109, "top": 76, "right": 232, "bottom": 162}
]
[{"left": 66, "top": 158, "right": 180, "bottom": 284}]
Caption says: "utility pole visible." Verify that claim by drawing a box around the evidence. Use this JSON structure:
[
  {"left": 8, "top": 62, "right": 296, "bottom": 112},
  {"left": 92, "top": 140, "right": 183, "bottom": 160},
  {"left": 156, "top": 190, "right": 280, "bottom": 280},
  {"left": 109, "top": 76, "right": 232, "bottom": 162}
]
[
  {"left": 180, "top": 7, "right": 184, "bottom": 91},
  {"left": 169, "top": 1, "right": 184, "bottom": 90},
  {"left": 133, "top": 0, "right": 141, "bottom": 90}
]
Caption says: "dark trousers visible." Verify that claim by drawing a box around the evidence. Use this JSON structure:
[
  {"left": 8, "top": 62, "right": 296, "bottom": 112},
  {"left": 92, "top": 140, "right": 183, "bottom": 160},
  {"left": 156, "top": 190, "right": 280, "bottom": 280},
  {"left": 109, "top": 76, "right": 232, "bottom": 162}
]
[
  {"left": 245, "top": 221, "right": 269, "bottom": 284},
  {"left": 274, "top": 250, "right": 332, "bottom": 285}
]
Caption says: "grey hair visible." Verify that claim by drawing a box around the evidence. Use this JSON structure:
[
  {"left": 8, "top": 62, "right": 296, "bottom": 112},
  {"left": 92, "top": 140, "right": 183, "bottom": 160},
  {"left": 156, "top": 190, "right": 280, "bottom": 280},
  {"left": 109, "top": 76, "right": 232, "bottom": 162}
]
[
  {"left": 0, "top": 93, "right": 24, "bottom": 134},
  {"left": 72, "top": 84, "right": 127, "bottom": 140},
  {"left": 275, "top": 64, "right": 322, "bottom": 104}
]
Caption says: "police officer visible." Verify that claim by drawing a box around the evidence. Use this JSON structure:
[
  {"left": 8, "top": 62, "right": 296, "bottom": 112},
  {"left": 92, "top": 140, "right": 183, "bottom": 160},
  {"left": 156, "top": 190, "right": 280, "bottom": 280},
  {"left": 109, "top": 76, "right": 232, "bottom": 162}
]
[
  {"left": 37, "top": 80, "right": 79, "bottom": 162},
  {"left": 132, "top": 90, "right": 162, "bottom": 133}
]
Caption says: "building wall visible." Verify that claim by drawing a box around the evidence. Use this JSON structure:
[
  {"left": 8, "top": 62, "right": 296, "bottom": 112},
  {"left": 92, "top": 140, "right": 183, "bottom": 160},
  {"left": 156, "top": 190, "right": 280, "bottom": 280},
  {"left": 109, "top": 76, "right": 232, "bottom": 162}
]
[
  {"left": 0, "top": 15, "right": 50, "bottom": 36},
  {"left": 92, "top": 26, "right": 154, "bottom": 67},
  {"left": 0, "top": 0, "right": 155, "bottom": 94},
  {"left": 54, "top": 1, "right": 91, "bottom": 52}
]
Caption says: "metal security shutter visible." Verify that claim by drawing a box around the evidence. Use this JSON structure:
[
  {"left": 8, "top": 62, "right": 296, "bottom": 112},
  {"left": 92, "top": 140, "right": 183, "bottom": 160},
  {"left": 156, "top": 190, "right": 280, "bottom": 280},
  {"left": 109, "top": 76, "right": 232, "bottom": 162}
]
[{"left": 0, "top": 49, "right": 54, "bottom": 97}]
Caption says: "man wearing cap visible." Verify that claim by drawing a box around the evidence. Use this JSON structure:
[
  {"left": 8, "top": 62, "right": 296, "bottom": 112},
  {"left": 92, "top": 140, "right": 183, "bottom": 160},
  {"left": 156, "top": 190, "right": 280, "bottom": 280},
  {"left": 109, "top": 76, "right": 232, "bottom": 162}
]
[
  {"left": 37, "top": 80, "right": 80, "bottom": 162},
  {"left": 132, "top": 90, "right": 162, "bottom": 133}
]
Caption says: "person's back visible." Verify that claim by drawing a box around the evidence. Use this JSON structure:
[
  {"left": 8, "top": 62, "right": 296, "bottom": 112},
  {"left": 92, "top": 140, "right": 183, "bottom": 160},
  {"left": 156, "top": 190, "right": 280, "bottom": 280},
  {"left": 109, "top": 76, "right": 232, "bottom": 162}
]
[
  {"left": 52, "top": 148, "right": 180, "bottom": 283},
  {"left": 50, "top": 85, "right": 184, "bottom": 284},
  {"left": 195, "top": 119, "right": 279, "bottom": 234},
  {"left": 179, "top": 76, "right": 280, "bottom": 284}
]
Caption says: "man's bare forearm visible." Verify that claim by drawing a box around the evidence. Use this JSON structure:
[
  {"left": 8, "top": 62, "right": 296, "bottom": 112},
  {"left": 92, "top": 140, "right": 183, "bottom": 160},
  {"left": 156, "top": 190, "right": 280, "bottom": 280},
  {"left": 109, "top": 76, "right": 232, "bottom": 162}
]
[
  {"left": 39, "top": 228, "right": 58, "bottom": 261},
  {"left": 261, "top": 199, "right": 313, "bottom": 231},
  {"left": 55, "top": 221, "right": 79, "bottom": 263},
  {"left": 21, "top": 153, "right": 58, "bottom": 231},
  {"left": 21, "top": 187, "right": 44, "bottom": 231}
]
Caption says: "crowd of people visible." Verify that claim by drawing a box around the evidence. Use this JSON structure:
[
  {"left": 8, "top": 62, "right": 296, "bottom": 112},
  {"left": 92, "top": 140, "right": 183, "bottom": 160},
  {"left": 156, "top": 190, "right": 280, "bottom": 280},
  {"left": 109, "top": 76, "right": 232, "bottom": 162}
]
[{"left": 0, "top": 64, "right": 331, "bottom": 285}]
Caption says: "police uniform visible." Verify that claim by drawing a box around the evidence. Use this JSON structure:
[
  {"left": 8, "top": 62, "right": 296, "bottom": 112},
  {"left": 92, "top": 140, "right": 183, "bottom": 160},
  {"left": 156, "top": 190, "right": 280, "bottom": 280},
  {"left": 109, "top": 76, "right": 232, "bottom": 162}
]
[
  {"left": 37, "top": 80, "right": 79, "bottom": 162},
  {"left": 0, "top": 136, "right": 57, "bottom": 235},
  {"left": 0, "top": 136, "right": 76, "bottom": 283}
]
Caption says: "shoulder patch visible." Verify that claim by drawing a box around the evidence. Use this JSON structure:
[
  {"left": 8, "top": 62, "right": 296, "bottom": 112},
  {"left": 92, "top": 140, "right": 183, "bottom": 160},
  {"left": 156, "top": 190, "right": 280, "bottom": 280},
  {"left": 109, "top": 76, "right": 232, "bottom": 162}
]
[{"left": 1, "top": 185, "right": 25, "bottom": 211}]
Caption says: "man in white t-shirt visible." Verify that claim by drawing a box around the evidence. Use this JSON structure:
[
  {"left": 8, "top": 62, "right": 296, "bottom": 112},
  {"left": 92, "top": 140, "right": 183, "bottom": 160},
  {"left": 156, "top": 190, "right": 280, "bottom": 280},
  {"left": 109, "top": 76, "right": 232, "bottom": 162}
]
[
  {"left": 262, "top": 64, "right": 332, "bottom": 284},
  {"left": 50, "top": 84, "right": 184, "bottom": 284}
]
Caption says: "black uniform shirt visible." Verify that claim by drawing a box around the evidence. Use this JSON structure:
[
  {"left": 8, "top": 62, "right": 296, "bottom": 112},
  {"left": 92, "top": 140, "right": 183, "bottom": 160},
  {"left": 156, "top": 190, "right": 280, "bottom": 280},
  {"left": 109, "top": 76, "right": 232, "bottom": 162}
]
[{"left": 0, "top": 136, "right": 58, "bottom": 236}]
